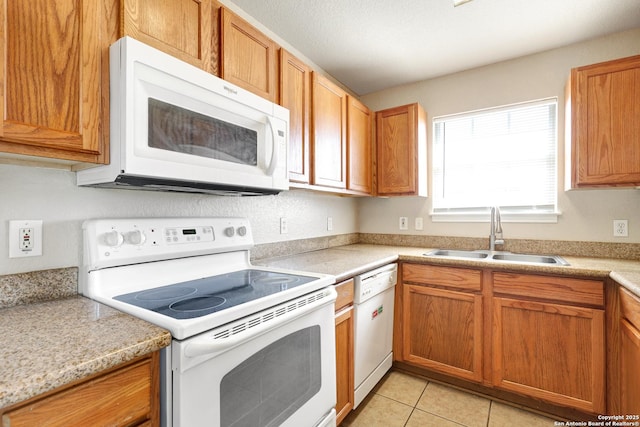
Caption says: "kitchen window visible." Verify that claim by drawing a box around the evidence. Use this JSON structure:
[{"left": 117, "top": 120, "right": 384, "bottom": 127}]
[{"left": 432, "top": 98, "right": 558, "bottom": 222}]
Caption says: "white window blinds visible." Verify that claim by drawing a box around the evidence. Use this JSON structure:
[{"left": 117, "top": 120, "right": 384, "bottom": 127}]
[{"left": 432, "top": 98, "right": 558, "bottom": 221}]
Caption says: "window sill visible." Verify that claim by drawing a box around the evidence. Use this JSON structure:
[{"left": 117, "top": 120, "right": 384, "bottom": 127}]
[{"left": 430, "top": 211, "right": 561, "bottom": 223}]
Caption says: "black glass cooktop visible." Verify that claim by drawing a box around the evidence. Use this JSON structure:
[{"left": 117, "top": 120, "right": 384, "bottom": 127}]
[{"left": 114, "top": 269, "right": 317, "bottom": 319}]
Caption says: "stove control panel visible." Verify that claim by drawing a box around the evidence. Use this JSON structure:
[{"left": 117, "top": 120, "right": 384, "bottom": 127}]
[{"left": 83, "top": 217, "right": 254, "bottom": 270}]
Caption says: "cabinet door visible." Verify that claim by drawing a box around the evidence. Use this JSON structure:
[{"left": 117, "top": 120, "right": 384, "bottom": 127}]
[
  {"left": 0, "top": 0, "right": 114, "bottom": 163},
  {"left": 220, "top": 8, "right": 278, "bottom": 102},
  {"left": 312, "top": 73, "right": 347, "bottom": 188},
  {"left": 620, "top": 319, "right": 640, "bottom": 414},
  {"left": 376, "top": 103, "right": 427, "bottom": 196},
  {"left": 569, "top": 55, "right": 640, "bottom": 187},
  {"left": 402, "top": 284, "right": 483, "bottom": 382},
  {"left": 335, "top": 306, "right": 354, "bottom": 425},
  {"left": 347, "top": 96, "right": 372, "bottom": 194},
  {"left": 280, "top": 49, "right": 311, "bottom": 184},
  {"left": 492, "top": 297, "right": 605, "bottom": 413},
  {"left": 122, "top": 0, "right": 213, "bottom": 73}
]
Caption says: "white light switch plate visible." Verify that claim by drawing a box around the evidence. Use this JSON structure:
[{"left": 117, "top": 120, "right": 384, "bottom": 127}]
[{"left": 9, "top": 220, "right": 43, "bottom": 258}]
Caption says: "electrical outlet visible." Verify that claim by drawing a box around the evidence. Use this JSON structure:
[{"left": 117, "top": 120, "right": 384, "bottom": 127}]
[
  {"left": 399, "top": 217, "right": 408, "bottom": 230},
  {"left": 327, "top": 217, "right": 333, "bottom": 231},
  {"left": 613, "top": 219, "right": 628, "bottom": 237},
  {"left": 280, "top": 217, "right": 288, "bottom": 234},
  {"left": 415, "top": 217, "right": 424, "bottom": 230},
  {"left": 9, "top": 220, "right": 43, "bottom": 258}
]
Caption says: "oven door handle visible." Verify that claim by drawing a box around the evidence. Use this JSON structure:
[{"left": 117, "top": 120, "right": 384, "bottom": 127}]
[{"left": 184, "top": 287, "right": 336, "bottom": 358}]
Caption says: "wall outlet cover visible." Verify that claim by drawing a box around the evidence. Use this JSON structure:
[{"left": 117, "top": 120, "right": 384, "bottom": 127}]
[{"left": 9, "top": 220, "right": 43, "bottom": 258}]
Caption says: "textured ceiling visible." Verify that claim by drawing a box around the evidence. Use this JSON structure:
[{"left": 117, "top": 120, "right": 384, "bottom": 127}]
[{"left": 228, "top": 0, "right": 640, "bottom": 95}]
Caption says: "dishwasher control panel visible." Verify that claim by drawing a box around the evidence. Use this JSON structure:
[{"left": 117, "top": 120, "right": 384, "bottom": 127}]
[{"left": 354, "top": 263, "right": 397, "bottom": 304}]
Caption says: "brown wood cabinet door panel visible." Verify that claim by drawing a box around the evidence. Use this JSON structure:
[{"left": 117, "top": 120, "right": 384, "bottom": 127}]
[
  {"left": 492, "top": 297, "right": 605, "bottom": 413},
  {"left": 221, "top": 8, "right": 278, "bottom": 102},
  {"left": 347, "top": 96, "right": 372, "bottom": 194},
  {"left": 570, "top": 55, "right": 640, "bottom": 187},
  {"left": 335, "top": 306, "right": 354, "bottom": 425},
  {"left": 403, "top": 284, "right": 483, "bottom": 382},
  {"left": 2, "top": 357, "right": 155, "bottom": 426},
  {"left": 122, "top": 0, "right": 213, "bottom": 72},
  {"left": 312, "top": 73, "right": 347, "bottom": 188},
  {"left": 492, "top": 272, "right": 604, "bottom": 307},
  {"left": 2, "top": 0, "right": 107, "bottom": 162},
  {"left": 376, "top": 105, "right": 416, "bottom": 194},
  {"left": 280, "top": 49, "right": 311, "bottom": 183},
  {"left": 403, "top": 264, "right": 482, "bottom": 292},
  {"left": 620, "top": 319, "right": 640, "bottom": 414}
]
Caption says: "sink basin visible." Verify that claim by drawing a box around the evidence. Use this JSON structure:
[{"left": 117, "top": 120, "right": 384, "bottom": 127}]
[
  {"left": 424, "top": 249, "right": 569, "bottom": 266},
  {"left": 491, "top": 253, "right": 569, "bottom": 266},
  {"left": 424, "top": 249, "right": 490, "bottom": 259}
]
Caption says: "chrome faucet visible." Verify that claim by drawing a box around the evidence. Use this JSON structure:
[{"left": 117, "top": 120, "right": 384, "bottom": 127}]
[{"left": 489, "top": 206, "right": 504, "bottom": 251}]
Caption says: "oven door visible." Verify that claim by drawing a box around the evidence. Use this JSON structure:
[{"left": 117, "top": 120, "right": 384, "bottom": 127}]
[{"left": 172, "top": 287, "right": 337, "bottom": 427}]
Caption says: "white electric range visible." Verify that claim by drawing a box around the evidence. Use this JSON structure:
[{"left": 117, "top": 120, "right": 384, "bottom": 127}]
[{"left": 81, "top": 217, "right": 337, "bottom": 427}]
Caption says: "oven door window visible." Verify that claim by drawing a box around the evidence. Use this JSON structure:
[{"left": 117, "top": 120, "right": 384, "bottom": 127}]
[
  {"left": 220, "top": 326, "right": 321, "bottom": 427},
  {"left": 148, "top": 98, "right": 258, "bottom": 166}
]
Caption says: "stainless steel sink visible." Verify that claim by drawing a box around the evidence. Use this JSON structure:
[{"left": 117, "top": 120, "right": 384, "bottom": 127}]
[
  {"left": 424, "top": 249, "right": 490, "bottom": 259},
  {"left": 491, "top": 253, "right": 569, "bottom": 266},
  {"left": 424, "top": 249, "right": 569, "bottom": 266}
]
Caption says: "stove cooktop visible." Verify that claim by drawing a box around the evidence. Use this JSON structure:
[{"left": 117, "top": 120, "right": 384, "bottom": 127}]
[{"left": 114, "top": 269, "right": 317, "bottom": 320}]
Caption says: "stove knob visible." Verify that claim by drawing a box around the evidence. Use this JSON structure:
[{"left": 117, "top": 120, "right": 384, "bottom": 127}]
[
  {"left": 104, "top": 230, "right": 124, "bottom": 247},
  {"left": 237, "top": 226, "right": 247, "bottom": 237},
  {"left": 126, "top": 230, "right": 146, "bottom": 245},
  {"left": 224, "top": 227, "right": 235, "bottom": 237}
]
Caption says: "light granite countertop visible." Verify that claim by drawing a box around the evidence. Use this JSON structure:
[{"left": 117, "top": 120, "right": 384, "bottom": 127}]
[
  {"left": 0, "top": 296, "right": 171, "bottom": 409},
  {"left": 255, "top": 243, "right": 640, "bottom": 297}
]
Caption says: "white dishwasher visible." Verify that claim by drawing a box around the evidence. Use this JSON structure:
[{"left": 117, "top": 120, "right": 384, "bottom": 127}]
[{"left": 353, "top": 263, "right": 398, "bottom": 408}]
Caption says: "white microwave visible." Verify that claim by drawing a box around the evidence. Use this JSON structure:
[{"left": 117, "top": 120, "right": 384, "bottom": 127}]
[{"left": 77, "top": 37, "right": 289, "bottom": 196}]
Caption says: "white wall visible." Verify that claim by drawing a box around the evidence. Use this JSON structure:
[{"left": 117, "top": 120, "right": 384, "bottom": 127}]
[
  {"left": 0, "top": 164, "right": 358, "bottom": 275},
  {"left": 360, "top": 28, "right": 640, "bottom": 243}
]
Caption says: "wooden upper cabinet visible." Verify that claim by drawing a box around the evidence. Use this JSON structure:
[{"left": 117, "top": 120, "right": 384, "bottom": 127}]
[
  {"left": 220, "top": 8, "right": 278, "bottom": 102},
  {"left": 121, "top": 0, "right": 214, "bottom": 74},
  {"left": 376, "top": 103, "right": 427, "bottom": 196},
  {"left": 280, "top": 49, "right": 311, "bottom": 184},
  {"left": 347, "top": 96, "right": 373, "bottom": 194},
  {"left": 0, "top": 0, "right": 116, "bottom": 164},
  {"left": 312, "top": 73, "right": 347, "bottom": 189},
  {"left": 567, "top": 55, "right": 640, "bottom": 188}
]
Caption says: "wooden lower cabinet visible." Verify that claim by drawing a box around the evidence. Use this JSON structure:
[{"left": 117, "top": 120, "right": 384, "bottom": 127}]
[
  {"left": 398, "top": 263, "right": 608, "bottom": 416},
  {"left": 403, "top": 284, "right": 483, "bottom": 382},
  {"left": 400, "top": 264, "right": 483, "bottom": 383},
  {"left": 334, "top": 279, "right": 354, "bottom": 425},
  {"left": 492, "top": 297, "right": 605, "bottom": 413},
  {"left": 619, "top": 288, "right": 640, "bottom": 414},
  {"left": 1, "top": 352, "right": 160, "bottom": 427}
]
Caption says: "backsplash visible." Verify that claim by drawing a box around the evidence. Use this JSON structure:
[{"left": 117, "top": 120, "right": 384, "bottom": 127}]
[
  {"left": 2, "top": 235, "right": 639, "bottom": 309},
  {"left": 0, "top": 268, "right": 77, "bottom": 309}
]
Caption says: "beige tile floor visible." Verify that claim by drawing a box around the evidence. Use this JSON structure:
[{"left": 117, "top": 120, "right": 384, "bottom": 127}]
[{"left": 342, "top": 370, "right": 560, "bottom": 427}]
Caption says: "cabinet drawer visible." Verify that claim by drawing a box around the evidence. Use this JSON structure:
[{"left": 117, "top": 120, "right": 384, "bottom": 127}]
[
  {"left": 2, "top": 357, "right": 155, "bottom": 426},
  {"left": 492, "top": 272, "right": 604, "bottom": 307},
  {"left": 620, "top": 288, "right": 640, "bottom": 330},
  {"left": 334, "top": 279, "right": 354, "bottom": 312},
  {"left": 403, "top": 264, "right": 481, "bottom": 292}
]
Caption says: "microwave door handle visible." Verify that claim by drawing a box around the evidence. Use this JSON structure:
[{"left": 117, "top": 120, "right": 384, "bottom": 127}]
[{"left": 265, "top": 116, "right": 278, "bottom": 176}]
